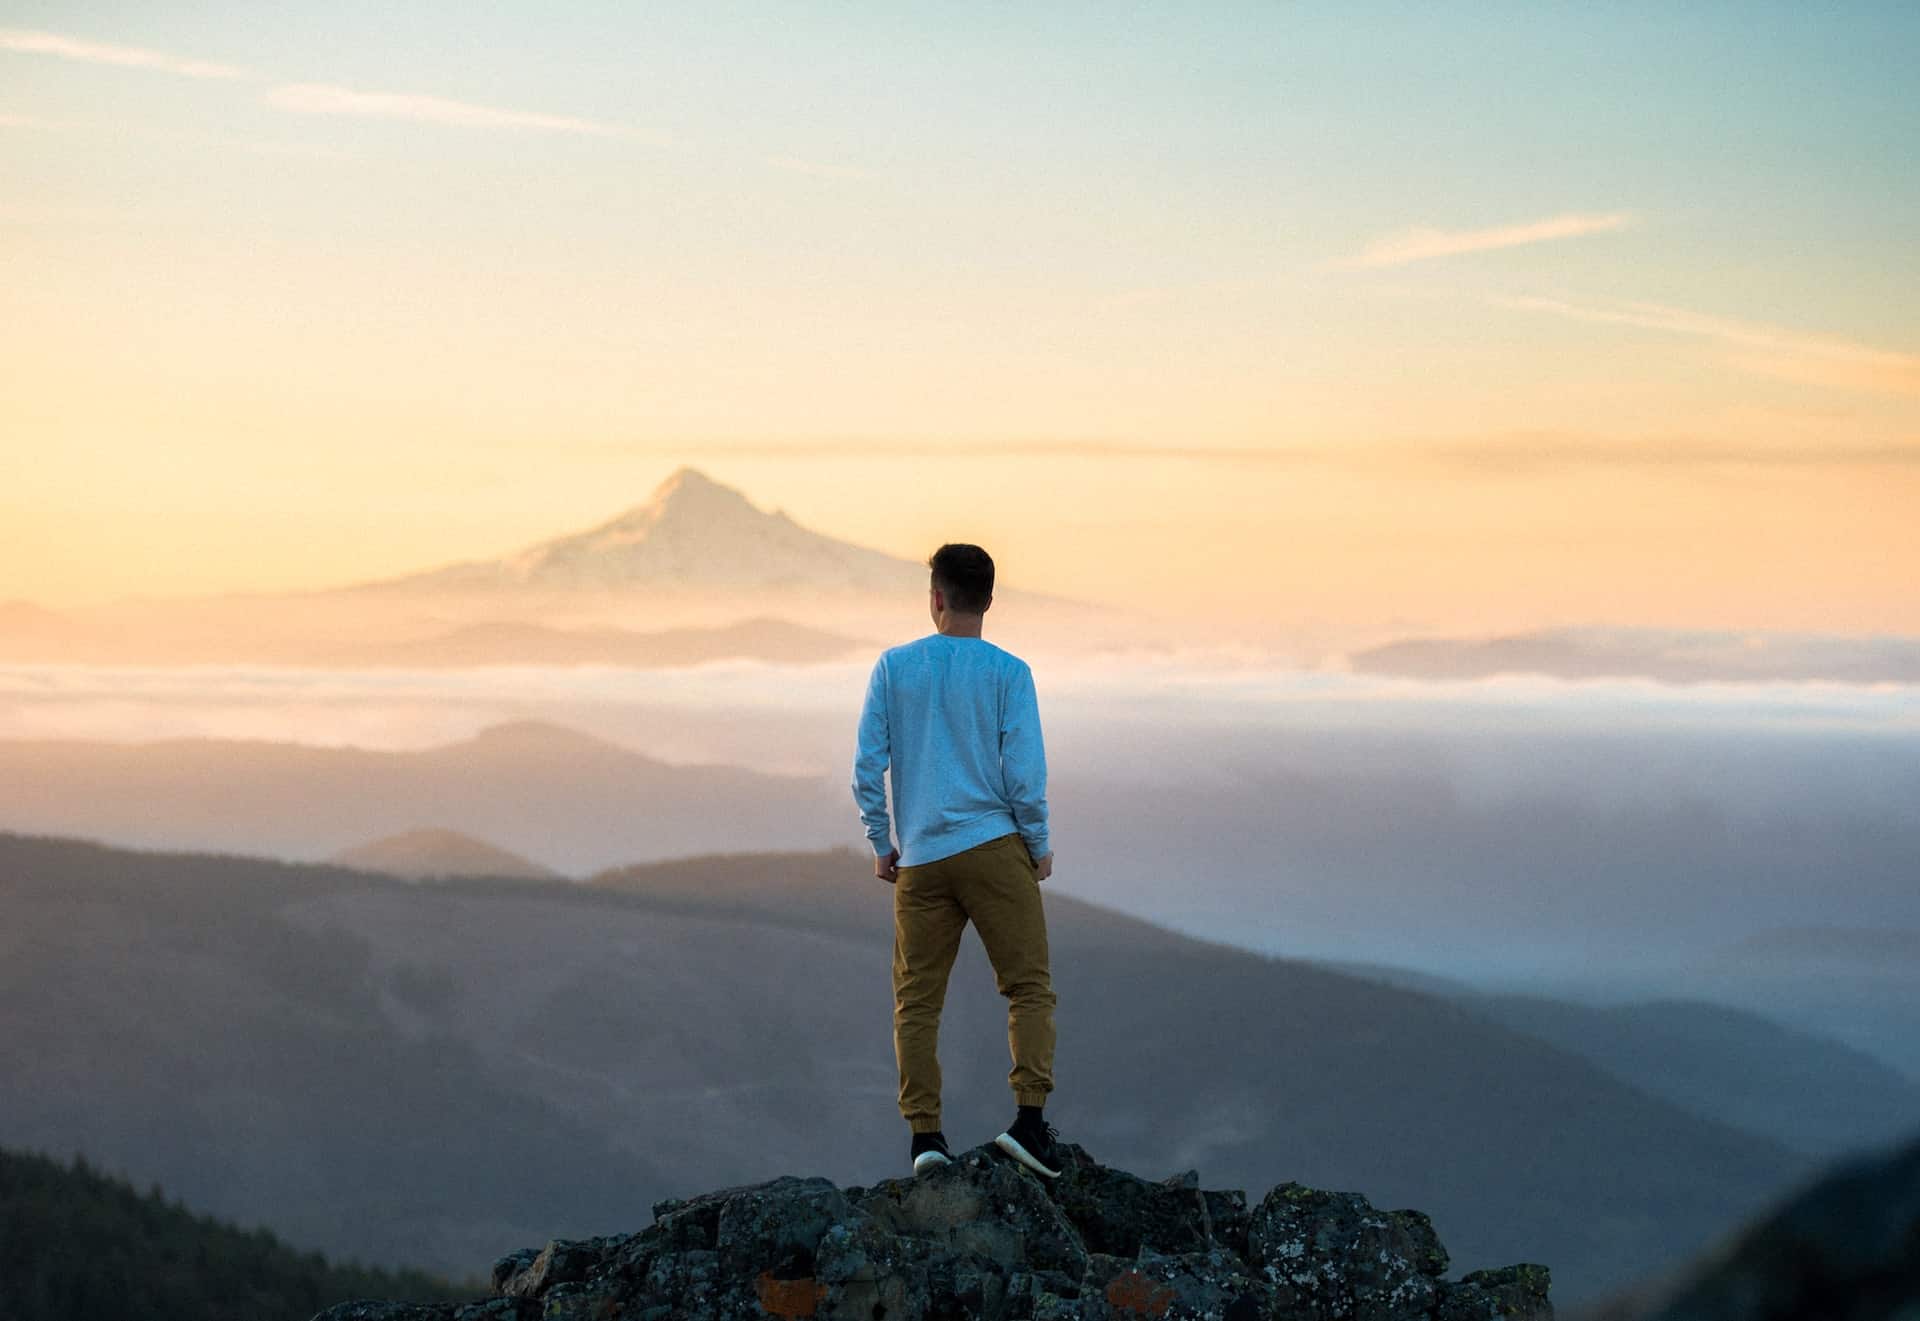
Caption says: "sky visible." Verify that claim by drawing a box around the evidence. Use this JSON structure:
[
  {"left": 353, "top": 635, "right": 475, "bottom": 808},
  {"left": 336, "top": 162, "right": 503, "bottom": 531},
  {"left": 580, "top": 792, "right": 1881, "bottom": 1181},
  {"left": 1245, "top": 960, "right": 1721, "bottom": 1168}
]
[{"left": 3, "top": 2, "right": 1916, "bottom": 639}]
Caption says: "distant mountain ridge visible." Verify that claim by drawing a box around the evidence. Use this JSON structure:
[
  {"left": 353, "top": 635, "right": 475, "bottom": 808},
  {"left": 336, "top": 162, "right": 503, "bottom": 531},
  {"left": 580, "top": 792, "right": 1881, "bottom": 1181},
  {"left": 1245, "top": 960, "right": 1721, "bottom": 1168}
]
[
  {"left": 331, "top": 828, "right": 566, "bottom": 883},
  {"left": 0, "top": 466, "right": 1127, "bottom": 663},
  {"left": 0, "top": 719, "right": 847, "bottom": 873},
  {"left": 1344, "top": 624, "right": 1920, "bottom": 684},
  {"left": 339, "top": 467, "right": 935, "bottom": 597}
]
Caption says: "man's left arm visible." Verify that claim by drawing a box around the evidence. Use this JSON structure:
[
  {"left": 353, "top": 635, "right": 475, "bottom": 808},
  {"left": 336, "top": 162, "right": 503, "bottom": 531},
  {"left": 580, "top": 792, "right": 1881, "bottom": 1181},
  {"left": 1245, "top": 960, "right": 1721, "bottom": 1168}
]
[{"left": 851, "top": 656, "right": 899, "bottom": 882}]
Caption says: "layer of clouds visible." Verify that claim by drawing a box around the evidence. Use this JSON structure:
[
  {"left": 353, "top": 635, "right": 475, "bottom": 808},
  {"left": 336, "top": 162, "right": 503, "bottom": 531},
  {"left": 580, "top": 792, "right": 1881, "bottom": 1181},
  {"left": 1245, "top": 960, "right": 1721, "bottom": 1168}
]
[
  {"left": 2, "top": 25, "right": 661, "bottom": 142},
  {"left": 2, "top": 651, "right": 1911, "bottom": 759},
  {"left": 1, "top": 656, "right": 1914, "bottom": 985},
  {"left": 1345, "top": 625, "right": 1920, "bottom": 685},
  {"left": 262, "top": 82, "right": 663, "bottom": 142},
  {"left": 0, "top": 27, "right": 257, "bottom": 80}
]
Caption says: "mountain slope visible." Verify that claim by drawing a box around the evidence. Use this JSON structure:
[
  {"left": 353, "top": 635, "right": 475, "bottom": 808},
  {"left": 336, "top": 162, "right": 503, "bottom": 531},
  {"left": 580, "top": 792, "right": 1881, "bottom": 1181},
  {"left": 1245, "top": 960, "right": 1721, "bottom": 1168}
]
[
  {"left": 5, "top": 466, "right": 1132, "bottom": 662},
  {"left": 0, "top": 720, "right": 845, "bottom": 873},
  {"left": 1454, "top": 992, "right": 1920, "bottom": 1161},
  {"left": 340, "top": 466, "right": 957, "bottom": 597},
  {"left": 0, "top": 829, "right": 1815, "bottom": 1304},
  {"left": 331, "top": 828, "right": 567, "bottom": 882},
  {"left": 0, "top": 1144, "right": 480, "bottom": 1321}
]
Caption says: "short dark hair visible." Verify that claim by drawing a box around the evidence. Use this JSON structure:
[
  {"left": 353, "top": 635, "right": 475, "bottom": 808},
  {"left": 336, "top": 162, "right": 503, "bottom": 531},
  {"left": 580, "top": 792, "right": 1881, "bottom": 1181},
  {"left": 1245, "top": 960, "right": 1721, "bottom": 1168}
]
[{"left": 928, "top": 544, "right": 994, "bottom": 614}]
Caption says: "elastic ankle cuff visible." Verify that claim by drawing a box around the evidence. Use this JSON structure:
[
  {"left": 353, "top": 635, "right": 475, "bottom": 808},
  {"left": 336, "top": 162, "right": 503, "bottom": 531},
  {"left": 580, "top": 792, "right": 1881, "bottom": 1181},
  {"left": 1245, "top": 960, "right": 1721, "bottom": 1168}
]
[
  {"left": 1014, "top": 1090, "right": 1049, "bottom": 1108},
  {"left": 910, "top": 1118, "right": 944, "bottom": 1135}
]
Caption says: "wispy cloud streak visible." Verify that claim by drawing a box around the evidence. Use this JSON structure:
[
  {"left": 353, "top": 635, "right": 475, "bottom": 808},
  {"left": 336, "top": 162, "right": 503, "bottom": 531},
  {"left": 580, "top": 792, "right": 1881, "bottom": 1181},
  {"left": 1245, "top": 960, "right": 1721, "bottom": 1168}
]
[
  {"left": 263, "top": 83, "right": 661, "bottom": 140},
  {"left": 4, "top": 27, "right": 669, "bottom": 143},
  {"left": 1340, "top": 211, "right": 1636, "bottom": 269},
  {"left": 0, "top": 27, "right": 257, "bottom": 80},
  {"left": 1491, "top": 293, "right": 1920, "bottom": 397}
]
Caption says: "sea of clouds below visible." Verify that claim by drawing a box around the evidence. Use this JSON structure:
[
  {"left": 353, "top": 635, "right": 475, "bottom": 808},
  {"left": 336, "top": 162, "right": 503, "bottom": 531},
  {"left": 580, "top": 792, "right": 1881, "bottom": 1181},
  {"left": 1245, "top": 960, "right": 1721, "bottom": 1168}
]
[
  {"left": 4, "top": 654, "right": 1918, "bottom": 1068},
  {"left": 0, "top": 653, "right": 1910, "bottom": 835},
  {"left": 1, "top": 651, "right": 1913, "bottom": 805}
]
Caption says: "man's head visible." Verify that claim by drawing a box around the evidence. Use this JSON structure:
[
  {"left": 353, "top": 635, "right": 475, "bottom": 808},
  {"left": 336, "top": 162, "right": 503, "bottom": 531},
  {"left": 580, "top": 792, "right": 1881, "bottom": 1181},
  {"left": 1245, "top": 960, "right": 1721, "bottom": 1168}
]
[{"left": 928, "top": 543, "right": 993, "bottom": 619}]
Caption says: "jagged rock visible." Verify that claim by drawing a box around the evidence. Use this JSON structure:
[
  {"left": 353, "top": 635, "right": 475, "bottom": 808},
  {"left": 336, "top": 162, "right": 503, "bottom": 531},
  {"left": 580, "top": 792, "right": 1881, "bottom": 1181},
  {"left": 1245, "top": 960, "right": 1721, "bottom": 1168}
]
[
  {"left": 1202, "top": 1187, "right": 1253, "bottom": 1262},
  {"left": 309, "top": 1306, "right": 458, "bottom": 1321},
  {"left": 1244, "top": 1182, "right": 1453, "bottom": 1320},
  {"left": 853, "top": 1146, "right": 1090, "bottom": 1278},
  {"left": 308, "top": 1303, "right": 545, "bottom": 1321},
  {"left": 1435, "top": 1265, "right": 1554, "bottom": 1319},
  {"left": 492, "top": 1231, "right": 634, "bottom": 1298},
  {"left": 311, "top": 1140, "right": 1553, "bottom": 1321},
  {"left": 1081, "top": 1246, "right": 1278, "bottom": 1318},
  {"left": 1047, "top": 1147, "right": 1214, "bottom": 1258}
]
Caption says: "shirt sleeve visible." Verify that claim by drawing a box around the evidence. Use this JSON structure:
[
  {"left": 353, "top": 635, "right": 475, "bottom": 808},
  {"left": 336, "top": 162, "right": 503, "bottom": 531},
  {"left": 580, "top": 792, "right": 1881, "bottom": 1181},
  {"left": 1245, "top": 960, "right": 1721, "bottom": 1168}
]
[
  {"left": 999, "top": 662, "right": 1051, "bottom": 860},
  {"left": 850, "top": 655, "right": 895, "bottom": 857}
]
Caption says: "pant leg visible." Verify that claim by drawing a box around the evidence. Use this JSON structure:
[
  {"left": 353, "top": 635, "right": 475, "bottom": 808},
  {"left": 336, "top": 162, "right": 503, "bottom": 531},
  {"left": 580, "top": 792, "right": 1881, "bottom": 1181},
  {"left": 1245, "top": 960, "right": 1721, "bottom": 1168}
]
[
  {"left": 892, "top": 852, "right": 970, "bottom": 1134},
  {"left": 952, "top": 832, "right": 1057, "bottom": 1108}
]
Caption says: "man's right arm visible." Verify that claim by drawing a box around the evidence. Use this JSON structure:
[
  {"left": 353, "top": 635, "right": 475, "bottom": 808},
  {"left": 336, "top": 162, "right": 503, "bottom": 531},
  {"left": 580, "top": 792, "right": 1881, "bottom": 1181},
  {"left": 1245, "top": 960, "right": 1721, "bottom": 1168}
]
[
  {"left": 1000, "top": 662, "right": 1050, "bottom": 862},
  {"left": 851, "top": 656, "right": 896, "bottom": 860}
]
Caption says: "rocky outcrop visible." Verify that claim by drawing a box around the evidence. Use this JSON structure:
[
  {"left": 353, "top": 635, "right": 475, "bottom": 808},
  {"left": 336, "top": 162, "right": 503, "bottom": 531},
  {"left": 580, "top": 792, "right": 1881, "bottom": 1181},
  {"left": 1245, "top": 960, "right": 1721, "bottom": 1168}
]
[{"left": 312, "top": 1142, "right": 1552, "bottom": 1321}]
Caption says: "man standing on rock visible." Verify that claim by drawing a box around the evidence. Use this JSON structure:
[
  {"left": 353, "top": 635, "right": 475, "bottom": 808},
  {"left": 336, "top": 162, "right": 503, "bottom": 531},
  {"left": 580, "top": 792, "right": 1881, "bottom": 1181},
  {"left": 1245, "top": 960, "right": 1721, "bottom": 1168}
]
[{"left": 851, "top": 542, "right": 1062, "bottom": 1179}]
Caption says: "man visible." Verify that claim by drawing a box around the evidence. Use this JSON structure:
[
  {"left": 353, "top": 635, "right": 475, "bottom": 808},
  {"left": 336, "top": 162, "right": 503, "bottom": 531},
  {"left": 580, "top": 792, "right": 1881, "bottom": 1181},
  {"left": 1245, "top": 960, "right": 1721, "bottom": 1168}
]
[{"left": 851, "top": 543, "right": 1062, "bottom": 1179}]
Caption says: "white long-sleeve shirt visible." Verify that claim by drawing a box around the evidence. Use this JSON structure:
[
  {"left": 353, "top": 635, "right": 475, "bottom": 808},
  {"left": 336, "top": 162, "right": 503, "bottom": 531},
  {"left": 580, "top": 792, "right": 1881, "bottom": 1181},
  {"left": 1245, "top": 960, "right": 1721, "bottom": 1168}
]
[{"left": 851, "top": 633, "right": 1051, "bottom": 868}]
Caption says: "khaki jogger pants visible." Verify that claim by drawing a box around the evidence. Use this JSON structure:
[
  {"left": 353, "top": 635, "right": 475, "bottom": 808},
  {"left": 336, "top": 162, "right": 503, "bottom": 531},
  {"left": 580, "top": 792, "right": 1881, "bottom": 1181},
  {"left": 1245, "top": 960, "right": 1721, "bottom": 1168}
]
[{"left": 892, "top": 830, "right": 1057, "bottom": 1134}]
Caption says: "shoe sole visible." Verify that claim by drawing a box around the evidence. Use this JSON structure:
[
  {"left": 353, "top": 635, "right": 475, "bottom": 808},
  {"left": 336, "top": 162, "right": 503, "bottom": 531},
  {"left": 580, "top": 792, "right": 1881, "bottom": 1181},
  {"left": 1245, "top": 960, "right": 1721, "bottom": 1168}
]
[
  {"left": 912, "top": 1151, "right": 952, "bottom": 1175},
  {"left": 994, "top": 1132, "right": 1061, "bottom": 1179}
]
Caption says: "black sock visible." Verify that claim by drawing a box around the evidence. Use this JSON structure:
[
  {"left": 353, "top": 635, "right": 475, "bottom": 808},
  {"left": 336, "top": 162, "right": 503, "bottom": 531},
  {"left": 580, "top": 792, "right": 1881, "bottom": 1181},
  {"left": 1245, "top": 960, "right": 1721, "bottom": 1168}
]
[{"left": 1017, "top": 1104, "right": 1044, "bottom": 1124}]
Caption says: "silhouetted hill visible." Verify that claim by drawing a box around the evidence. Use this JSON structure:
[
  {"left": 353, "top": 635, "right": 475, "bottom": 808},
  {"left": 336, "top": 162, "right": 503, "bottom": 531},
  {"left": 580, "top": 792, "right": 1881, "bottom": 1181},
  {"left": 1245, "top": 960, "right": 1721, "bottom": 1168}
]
[
  {"left": 1454, "top": 992, "right": 1920, "bottom": 1161},
  {"left": 0, "top": 830, "right": 1816, "bottom": 1304},
  {"left": 1343, "top": 624, "right": 1920, "bottom": 685},
  {"left": 330, "top": 828, "right": 566, "bottom": 882},
  {"left": 1311, "top": 957, "right": 1920, "bottom": 1161},
  {"left": 1566, "top": 1127, "right": 1920, "bottom": 1321},
  {"left": 0, "top": 1143, "right": 478, "bottom": 1321},
  {"left": 0, "top": 721, "right": 844, "bottom": 873}
]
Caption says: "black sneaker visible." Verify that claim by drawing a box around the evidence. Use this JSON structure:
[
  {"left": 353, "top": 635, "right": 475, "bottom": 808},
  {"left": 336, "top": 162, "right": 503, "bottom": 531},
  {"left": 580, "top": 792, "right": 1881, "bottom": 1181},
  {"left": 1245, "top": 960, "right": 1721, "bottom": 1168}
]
[
  {"left": 994, "top": 1109, "right": 1061, "bottom": 1179},
  {"left": 910, "top": 1130, "right": 953, "bottom": 1175}
]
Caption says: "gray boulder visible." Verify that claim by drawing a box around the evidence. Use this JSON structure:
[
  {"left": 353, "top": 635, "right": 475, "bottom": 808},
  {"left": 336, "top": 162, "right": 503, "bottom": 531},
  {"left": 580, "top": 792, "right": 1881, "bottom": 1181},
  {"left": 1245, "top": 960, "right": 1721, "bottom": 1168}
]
[{"left": 1246, "top": 1180, "right": 1453, "bottom": 1319}]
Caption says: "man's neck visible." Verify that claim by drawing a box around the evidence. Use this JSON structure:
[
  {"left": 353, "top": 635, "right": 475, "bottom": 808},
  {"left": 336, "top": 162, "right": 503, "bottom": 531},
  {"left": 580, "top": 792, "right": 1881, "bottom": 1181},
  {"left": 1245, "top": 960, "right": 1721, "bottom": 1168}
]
[{"left": 934, "top": 615, "right": 985, "bottom": 638}]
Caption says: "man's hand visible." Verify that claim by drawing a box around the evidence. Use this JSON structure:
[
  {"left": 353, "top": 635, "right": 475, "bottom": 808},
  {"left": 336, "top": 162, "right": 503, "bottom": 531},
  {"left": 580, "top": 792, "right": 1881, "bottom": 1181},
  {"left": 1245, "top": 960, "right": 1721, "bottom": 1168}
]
[
  {"left": 1033, "top": 849, "right": 1054, "bottom": 883},
  {"left": 875, "top": 849, "right": 899, "bottom": 884}
]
